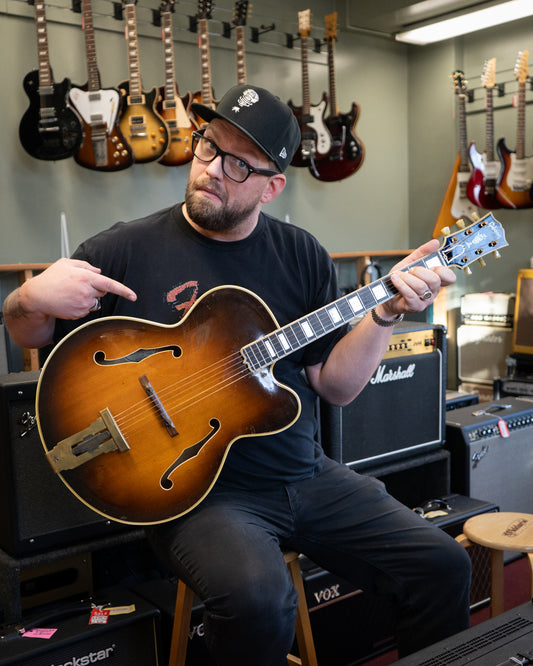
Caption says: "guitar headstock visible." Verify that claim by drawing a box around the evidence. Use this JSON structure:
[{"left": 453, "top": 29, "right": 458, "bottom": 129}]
[
  {"left": 324, "top": 12, "right": 337, "bottom": 42},
  {"left": 481, "top": 57, "right": 496, "bottom": 89},
  {"left": 159, "top": 0, "right": 175, "bottom": 11},
  {"left": 515, "top": 49, "right": 529, "bottom": 83},
  {"left": 438, "top": 212, "right": 508, "bottom": 274},
  {"left": 232, "top": 0, "right": 249, "bottom": 27},
  {"left": 298, "top": 9, "right": 311, "bottom": 38},
  {"left": 196, "top": 0, "right": 214, "bottom": 20},
  {"left": 451, "top": 70, "right": 468, "bottom": 96}
]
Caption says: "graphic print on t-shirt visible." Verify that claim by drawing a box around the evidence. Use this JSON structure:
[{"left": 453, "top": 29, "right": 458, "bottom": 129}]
[{"left": 166, "top": 280, "right": 199, "bottom": 319}]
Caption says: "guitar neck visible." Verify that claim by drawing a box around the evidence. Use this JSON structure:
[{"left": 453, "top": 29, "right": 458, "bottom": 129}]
[
  {"left": 485, "top": 86, "right": 495, "bottom": 161},
  {"left": 458, "top": 93, "right": 469, "bottom": 172},
  {"left": 516, "top": 80, "right": 526, "bottom": 159},
  {"left": 124, "top": 3, "right": 143, "bottom": 99},
  {"left": 242, "top": 252, "right": 446, "bottom": 371},
  {"left": 34, "top": 1, "right": 53, "bottom": 89},
  {"left": 162, "top": 10, "right": 177, "bottom": 100},
  {"left": 300, "top": 35, "right": 311, "bottom": 116},
  {"left": 81, "top": 0, "right": 101, "bottom": 91},
  {"left": 326, "top": 37, "right": 338, "bottom": 115},
  {"left": 235, "top": 25, "right": 247, "bottom": 85},
  {"left": 199, "top": 18, "right": 214, "bottom": 107}
]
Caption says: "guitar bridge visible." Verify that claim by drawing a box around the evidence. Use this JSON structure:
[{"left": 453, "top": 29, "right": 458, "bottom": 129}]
[{"left": 46, "top": 407, "right": 129, "bottom": 473}]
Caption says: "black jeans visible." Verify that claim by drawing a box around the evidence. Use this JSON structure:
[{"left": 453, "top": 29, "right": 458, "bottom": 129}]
[{"left": 147, "top": 457, "right": 471, "bottom": 665}]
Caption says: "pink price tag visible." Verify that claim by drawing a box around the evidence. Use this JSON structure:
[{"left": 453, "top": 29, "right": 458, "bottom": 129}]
[
  {"left": 23, "top": 628, "right": 57, "bottom": 639},
  {"left": 498, "top": 418, "right": 510, "bottom": 438},
  {"left": 89, "top": 608, "right": 110, "bottom": 625}
]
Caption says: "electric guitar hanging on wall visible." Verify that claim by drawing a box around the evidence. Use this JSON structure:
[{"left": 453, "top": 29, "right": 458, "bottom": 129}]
[
  {"left": 118, "top": 0, "right": 169, "bottom": 163},
  {"left": 156, "top": 0, "right": 197, "bottom": 166},
  {"left": 432, "top": 71, "right": 479, "bottom": 238},
  {"left": 466, "top": 58, "right": 501, "bottom": 209},
  {"left": 233, "top": 0, "right": 249, "bottom": 85},
  {"left": 289, "top": 9, "right": 331, "bottom": 171},
  {"left": 313, "top": 12, "right": 365, "bottom": 182},
  {"left": 191, "top": 0, "right": 218, "bottom": 125},
  {"left": 36, "top": 213, "right": 507, "bottom": 525},
  {"left": 68, "top": 0, "right": 133, "bottom": 171},
  {"left": 496, "top": 50, "right": 533, "bottom": 209},
  {"left": 19, "top": 0, "right": 83, "bottom": 160}
]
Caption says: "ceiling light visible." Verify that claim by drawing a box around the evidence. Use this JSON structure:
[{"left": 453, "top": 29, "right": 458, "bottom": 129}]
[{"left": 395, "top": 0, "right": 533, "bottom": 45}]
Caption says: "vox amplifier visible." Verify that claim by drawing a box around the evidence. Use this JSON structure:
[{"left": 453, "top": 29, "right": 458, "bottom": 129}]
[
  {"left": 444, "top": 397, "right": 533, "bottom": 516},
  {"left": 320, "top": 321, "right": 446, "bottom": 469}
]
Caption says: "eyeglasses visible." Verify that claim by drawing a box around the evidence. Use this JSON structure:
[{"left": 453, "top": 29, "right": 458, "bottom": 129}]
[{"left": 191, "top": 130, "right": 280, "bottom": 183}]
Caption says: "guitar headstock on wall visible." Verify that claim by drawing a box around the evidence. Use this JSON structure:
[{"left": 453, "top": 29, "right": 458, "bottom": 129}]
[
  {"left": 514, "top": 49, "right": 529, "bottom": 83},
  {"left": 481, "top": 57, "right": 496, "bottom": 89},
  {"left": 438, "top": 212, "right": 508, "bottom": 275},
  {"left": 159, "top": 0, "right": 175, "bottom": 13},
  {"left": 196, "top": 0, "right": 214, "bottom": 20},
  {"left": 451, "top": 70, "right": 468, "bottom": 97},
  {"left": 232, "top": 0, "right": 249, "bottom": 27},
  {"left": 298, "top": 8, "right": 311, "bottom": 38},
  {"left": 324, "top": 11, "right": 337, "bottom": 42}
]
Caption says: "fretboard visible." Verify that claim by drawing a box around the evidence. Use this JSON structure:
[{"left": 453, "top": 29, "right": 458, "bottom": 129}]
[
  {"left": 485, "top": 86, "right": 494, "bottom": 161},
  {"left": 458, "top": 93, "right": 469, "bottom": 173},
  {"left": 235, "top": 25, "right": 246, "bottom": 85},
  {"left": 516, "top": 81, "right": 526, "bottom": 160},
  {"left": 81, "top": 0, "right": 101, "bottom": 91},
  {"left": 34, "top": 1, "right": 52, "bottom": 89},
  {"left": 326, "top": 38, "right": 338, "bottom": 115},
  {"left": 199, "top": 18, "right": 214, "bottom": 107},
  {"left": 241, "top": 251, "right": 445, "bottom": 372},
  {"left": 162, "top": 11, "right": 177, "bottom": 100},
  {"left": 300, "top": 34, "right": 311, "bottom": 116},
  {"left": 125, "top": 3, "right": 143, "bottom": 99}
]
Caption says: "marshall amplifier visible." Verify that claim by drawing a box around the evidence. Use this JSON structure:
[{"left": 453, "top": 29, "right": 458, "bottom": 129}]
[
  {"left": 0, "top": 372, "right": 125, "bottom": 556},
  {"left": 444, "top": 397, "right": 533, "bottom": 518},
  {"left": 320, "top": 321, "right": 446, "bottom": 469}
]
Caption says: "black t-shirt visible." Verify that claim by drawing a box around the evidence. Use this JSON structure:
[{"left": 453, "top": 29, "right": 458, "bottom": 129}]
[{"left": 53, "top": 205, "right": 348, "bottom": 488}]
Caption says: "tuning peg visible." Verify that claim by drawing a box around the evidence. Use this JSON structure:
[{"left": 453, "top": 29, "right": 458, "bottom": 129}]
[
  {"left": 493, "top": 250, "right": 502, "bottom": 259},
  {"left": 456, "top": 218, "right": 466, "bottom": 229},
  {"left": 441, "top": 226, "right": 451, "bottom": 236},
  {"left": 464, "top": 266, "right": 472, "bottom": 276},
  {"left": 478, "top": 258, "right": 486, "bottom": 268},
  {"left": 471, "top": 212, "right": 480, "bottom": 221}
]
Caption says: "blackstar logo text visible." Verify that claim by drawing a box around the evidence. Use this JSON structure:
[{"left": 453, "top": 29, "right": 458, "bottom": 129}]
[{"left": 370, "top": 363, "right": 416, "bottom": 385}]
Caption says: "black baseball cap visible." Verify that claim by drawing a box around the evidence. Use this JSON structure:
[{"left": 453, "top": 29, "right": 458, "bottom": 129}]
[{"left": 191, "top": 84, "right": 301, "bottom": 172}]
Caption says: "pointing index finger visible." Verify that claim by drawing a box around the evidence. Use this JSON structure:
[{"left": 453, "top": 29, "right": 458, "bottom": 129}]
[{"left": 93, "top": 274, "right": 137, "bottom": 302}]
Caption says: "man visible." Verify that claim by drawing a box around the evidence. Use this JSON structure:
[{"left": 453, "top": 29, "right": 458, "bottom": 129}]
[{"left": 4, "top": 84, "right": 470, "bottom": 665}]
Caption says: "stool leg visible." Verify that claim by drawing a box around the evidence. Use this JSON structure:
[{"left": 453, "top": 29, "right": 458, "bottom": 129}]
[
  {"left": 169, "top": 580, "right": 195, "bottom": 666},
  {"left": 489, "top": 548, "right": 505, "bottom": 617},
  {"left": 286, "top": 556, "right": 318, "bottom": 666}
]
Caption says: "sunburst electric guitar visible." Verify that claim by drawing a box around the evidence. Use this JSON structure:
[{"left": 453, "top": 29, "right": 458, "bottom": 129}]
[
  {"left": 156, "top": 0, "right": 197, "bottom": 166},
  {"left": 191, "top": 0, "right": 218, "bottom": 125},
  {"left": 37, "top": 213, "right": 507, "bottom": 525},
  {"left": 68, "top": 0, "right": 133, "bottom": 171},
  {"left": 233, "top": 0, "right": 249, "bottom": 85},
  {"left": 118, "top": 0, "right": 169, "bottom": 163}
]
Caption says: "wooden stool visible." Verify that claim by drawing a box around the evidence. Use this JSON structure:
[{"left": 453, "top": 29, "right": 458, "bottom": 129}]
[
  {"left": 459, "top": 512, "right": 533, "bottom": 617},
  {"left": 168, "top": 550, "right": 318, "bottom": 666}
]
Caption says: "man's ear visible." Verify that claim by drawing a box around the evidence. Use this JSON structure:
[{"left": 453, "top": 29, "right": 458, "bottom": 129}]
[{"left": 260, "top": 173, "right": 286, "bottom": 204}]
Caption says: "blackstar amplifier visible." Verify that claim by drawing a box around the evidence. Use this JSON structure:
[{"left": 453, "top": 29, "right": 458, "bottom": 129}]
[
  {"left": 0, "top": 372, "right": 125, "bottom": 556},
  {"left": 444, "top": 397, "right": 533, "bottom": 517},
  {"left": 0, "top": 586, "right": 160, "bottom": 666},
  {"left": 320, "top": 321, "right": 446, "bottom": 469}
]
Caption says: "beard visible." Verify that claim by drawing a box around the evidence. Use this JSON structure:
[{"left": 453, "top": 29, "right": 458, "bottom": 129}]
[{"left": 185, "top": 178, "right": 259, "bottom": 233}]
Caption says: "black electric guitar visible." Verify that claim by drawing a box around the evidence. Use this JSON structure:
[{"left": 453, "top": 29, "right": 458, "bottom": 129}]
[
  {"left": 69, "top": 0, "right": 134, "bottom": 171},
  {"left": 289, "top": 9, "right": 331, "bottom": 171},
  {"left": 118, "top": 0, "right": 170, "bottom": 163},
  {"left": 156, "top": 0, "right": 197, "bottom": 166},
  {"left": 313, "top": 12, "right": 365, "bottom": 182},
  {"left": 36, "top": 213, "right": 507, "bottom": 525},
  {"left": 233, "top": 0, "right": 249, "bottom": 85},
  {"left": 191, "top": 0, "right": 218, "bottom": 125},
  {"left": 19, "top": 0, "right": 83, "bottom": 160}
]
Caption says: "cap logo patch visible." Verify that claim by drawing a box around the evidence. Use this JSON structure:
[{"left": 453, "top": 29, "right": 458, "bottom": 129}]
[
  {"left": 279, "top": 147, "right": 287, "bottom": 159},
  {"left": 232, "top": 88, "right": 260, "bottom": 113}
]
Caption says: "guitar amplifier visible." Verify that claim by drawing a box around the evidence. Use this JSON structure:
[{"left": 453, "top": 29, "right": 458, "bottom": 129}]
[
  {"left": 444, "top": 397, "right": 533, "bottom": 517},
  {"left": 320, "top": 321, "right": 446, "bottom": 469},
  {"left": 460, "top": 292, "right": 515, "bottom": 327},
  {"left": 0, "top": 372, "right": 124, "bottom": 556},
  {"left": 457, "top": 324, "right": 513, "bottom": 385}
]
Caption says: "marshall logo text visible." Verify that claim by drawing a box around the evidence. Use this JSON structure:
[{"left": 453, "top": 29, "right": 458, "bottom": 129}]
[{"left": 370, "top": 363, "right": 416, "bottom": 385}]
